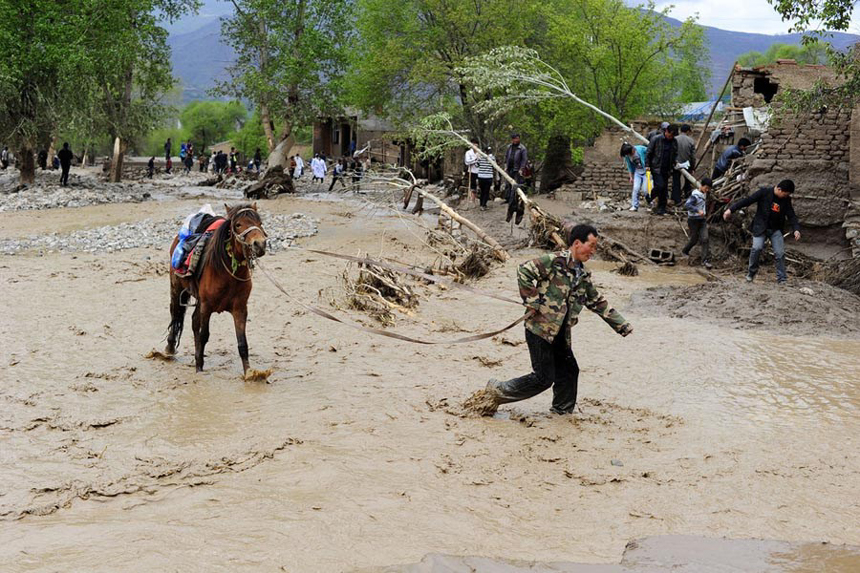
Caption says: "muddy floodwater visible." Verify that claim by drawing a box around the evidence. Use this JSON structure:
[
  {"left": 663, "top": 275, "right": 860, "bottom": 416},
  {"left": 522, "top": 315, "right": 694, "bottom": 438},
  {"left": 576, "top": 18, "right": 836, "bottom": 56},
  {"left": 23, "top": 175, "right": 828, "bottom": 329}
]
[{"left": 1, "top": 178, "right": 859, "bottom": 571}]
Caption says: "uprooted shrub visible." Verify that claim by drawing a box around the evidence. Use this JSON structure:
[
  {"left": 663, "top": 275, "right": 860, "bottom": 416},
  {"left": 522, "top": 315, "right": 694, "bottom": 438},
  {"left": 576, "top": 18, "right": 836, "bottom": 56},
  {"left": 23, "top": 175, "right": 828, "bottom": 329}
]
[{"left": 341, "top": 261, "right": 419, "bottom": 326}]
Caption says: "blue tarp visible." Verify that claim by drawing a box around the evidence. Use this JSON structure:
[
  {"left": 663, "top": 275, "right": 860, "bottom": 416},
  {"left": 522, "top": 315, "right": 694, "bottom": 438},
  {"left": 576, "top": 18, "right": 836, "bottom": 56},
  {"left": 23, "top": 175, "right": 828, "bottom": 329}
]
[{"left": 678, "top": 101, "right": 724, "bottom": 121}]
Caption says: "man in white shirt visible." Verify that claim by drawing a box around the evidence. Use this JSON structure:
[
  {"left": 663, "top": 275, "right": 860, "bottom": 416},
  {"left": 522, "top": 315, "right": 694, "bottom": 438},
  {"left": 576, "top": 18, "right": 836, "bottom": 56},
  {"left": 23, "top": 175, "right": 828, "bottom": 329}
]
[
  {"left": 465, "top": 138, "right": 479, "bottom": 201},
  {"left": 294, "top": 154, "right": 304, "bottom": 179}
]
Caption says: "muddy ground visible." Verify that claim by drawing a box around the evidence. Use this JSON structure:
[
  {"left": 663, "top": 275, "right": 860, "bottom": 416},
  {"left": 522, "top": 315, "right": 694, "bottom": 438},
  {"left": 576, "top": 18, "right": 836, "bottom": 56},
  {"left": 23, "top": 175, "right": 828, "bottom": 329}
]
[{"left": 1, "top": 168, "right": 859, "bottom": 572}]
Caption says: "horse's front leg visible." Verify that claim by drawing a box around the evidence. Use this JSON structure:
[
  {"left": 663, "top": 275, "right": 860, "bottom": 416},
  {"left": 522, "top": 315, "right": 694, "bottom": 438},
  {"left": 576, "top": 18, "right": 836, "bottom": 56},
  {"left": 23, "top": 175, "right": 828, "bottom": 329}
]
[
  {"left": 194, "top": 304, "right": 212, "bottom": 372},
  {"left": 232, "top": 307, "right": 250, "bottom": 375}
]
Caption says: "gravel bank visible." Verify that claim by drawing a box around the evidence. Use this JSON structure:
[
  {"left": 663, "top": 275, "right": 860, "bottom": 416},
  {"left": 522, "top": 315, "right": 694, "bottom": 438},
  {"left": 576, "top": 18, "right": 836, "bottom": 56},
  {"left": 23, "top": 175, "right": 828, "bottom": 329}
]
[{"left": 0, "top": 212, "right": 318, "bottom": 255}]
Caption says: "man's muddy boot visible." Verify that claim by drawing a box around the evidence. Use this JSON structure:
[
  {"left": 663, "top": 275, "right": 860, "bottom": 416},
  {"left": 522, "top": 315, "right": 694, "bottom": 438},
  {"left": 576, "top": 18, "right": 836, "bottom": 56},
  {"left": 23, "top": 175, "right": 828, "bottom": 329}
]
[{"left": 463, "top": 380, "right": 502, "bottom": 416}]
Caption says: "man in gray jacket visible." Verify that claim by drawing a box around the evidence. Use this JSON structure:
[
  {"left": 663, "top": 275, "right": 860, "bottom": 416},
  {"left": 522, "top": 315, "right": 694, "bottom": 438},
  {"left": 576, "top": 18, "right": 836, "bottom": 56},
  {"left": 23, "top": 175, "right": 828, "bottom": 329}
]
[
  {"left": 673, "top": 124, "right": 696, "bottom": 204},
  {"left": 504, "top": 133, "right": 528, "bottom": 224}
]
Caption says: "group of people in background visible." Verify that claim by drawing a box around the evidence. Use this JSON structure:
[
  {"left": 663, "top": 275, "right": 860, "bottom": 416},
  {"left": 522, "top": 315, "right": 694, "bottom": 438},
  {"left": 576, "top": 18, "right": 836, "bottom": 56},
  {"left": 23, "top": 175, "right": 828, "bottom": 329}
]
[
  {"left": 620, "top": 122, "right": 799, "bottom": 283},
  {"left": 463, "top": 133, "right": 533, "bottom": 222}
]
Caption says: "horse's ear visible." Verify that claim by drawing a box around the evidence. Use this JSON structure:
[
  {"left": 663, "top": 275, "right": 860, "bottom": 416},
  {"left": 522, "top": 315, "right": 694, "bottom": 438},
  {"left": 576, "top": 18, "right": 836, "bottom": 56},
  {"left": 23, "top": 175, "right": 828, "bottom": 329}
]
[
  {"left": 252, "top": 201, "right": 257, "bottom": 211},
  {"left": 224, "top": 203, "right": 230, "bottom": 214}
]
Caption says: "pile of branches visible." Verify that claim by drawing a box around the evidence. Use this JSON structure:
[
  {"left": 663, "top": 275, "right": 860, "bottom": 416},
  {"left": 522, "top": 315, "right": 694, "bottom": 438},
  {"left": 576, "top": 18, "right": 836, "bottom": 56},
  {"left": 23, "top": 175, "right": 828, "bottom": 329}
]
[
  {"left": 244, "top": 166, "right": 294, "bottom": 199},
  {"left": 820, "top": 257, "right": 860, "bottom": 296},
  {"left": 425, "top": 226, "right": 496, "bottom": 281},
  {"left": 341, "top": 260, "right": 419, "bottom": 326}
]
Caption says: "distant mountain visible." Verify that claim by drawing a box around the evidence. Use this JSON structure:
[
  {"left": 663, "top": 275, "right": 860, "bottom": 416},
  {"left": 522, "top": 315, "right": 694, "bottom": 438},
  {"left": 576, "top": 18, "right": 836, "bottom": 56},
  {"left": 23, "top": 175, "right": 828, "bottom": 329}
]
[
  {"left": 662, "top": 16, "right": 860, "bottom": 95},
  {"left": 167, "top": 14, "right": 860, "bottom": 103},
  {"left": 167, "top": 18, "right": 234, "bottom": 102}
]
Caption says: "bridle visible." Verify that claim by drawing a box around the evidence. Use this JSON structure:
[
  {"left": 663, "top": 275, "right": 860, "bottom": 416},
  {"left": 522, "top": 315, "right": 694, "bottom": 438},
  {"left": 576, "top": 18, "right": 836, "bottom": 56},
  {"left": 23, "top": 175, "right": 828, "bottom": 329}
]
[{"left": 222, "top": 207, "right": 267, "bottom": 282}]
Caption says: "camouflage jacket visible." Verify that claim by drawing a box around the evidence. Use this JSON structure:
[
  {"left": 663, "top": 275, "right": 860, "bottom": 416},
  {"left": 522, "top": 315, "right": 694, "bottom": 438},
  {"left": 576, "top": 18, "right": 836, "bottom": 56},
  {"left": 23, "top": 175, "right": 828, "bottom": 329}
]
[{"left": 518, "top": 251, "right": 629, "bottom": 345}]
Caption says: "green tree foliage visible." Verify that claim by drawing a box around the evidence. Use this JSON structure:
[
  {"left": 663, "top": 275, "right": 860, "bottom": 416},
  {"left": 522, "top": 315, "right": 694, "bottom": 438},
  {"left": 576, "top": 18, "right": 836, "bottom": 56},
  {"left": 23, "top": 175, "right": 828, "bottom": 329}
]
[
  {"left": 0, "top": 1, "right": 86, "bottom": 182},
  {"left": 352, "top": 0, "right": 707, "bottom": 165},
  {"left": 180, "top": 100, "right": 247, "bottom": 149},
  {"left": 0, "top": 1, "right": 197, "bottom": 183},
  {"left": 216, "top": 0, "right": 353, "bottom": 168},
  {"left": 350, "top": 0, "right": 538, "bottom": 145},
  {"left": 229, "top": 109, "right": 269, "bottom": 158},
  {"left": 737, "top": 43, "right": 828, "bottom": 67}
]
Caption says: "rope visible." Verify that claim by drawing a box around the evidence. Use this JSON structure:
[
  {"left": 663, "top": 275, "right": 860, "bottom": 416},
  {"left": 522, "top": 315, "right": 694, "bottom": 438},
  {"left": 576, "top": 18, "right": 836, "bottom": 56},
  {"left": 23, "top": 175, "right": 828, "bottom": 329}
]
[{"left": 255, "top": 259, "right": 530, "bottom": 345}]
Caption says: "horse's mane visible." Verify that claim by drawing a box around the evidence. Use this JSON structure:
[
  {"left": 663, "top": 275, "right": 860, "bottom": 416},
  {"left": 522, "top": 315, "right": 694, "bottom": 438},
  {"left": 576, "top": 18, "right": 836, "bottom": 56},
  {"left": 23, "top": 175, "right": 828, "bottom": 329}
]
[{"left": 203, "top": 203, "right": 262, "bottom": 274}]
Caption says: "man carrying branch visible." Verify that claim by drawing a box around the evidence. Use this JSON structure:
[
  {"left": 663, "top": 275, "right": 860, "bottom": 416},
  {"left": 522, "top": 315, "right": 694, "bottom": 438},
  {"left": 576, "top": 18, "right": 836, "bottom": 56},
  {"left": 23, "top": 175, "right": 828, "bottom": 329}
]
[{"left": 482, "top": 224, "right": 633, "bottom": 415}]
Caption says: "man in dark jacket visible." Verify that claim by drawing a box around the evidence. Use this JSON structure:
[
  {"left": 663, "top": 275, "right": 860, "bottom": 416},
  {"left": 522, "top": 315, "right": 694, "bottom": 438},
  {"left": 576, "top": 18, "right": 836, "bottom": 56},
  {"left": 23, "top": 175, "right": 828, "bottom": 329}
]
[
  {"left": 723, "top": 179, "right": 801, "bottom": 284},
  {"left": 57, "top": 142, "right": 73, "bottom": 186},
  {"left": 645, "top": 124, "right": 678, "bottom": 215},
  {"left": 504, "top": 133, "right": 528, "bottom": 224},
  {"left": 164, "top": 138, "right": 172, "bottom": 161},
  {"left": 712, "top": 138, "right": 750, "bottom": 180}
]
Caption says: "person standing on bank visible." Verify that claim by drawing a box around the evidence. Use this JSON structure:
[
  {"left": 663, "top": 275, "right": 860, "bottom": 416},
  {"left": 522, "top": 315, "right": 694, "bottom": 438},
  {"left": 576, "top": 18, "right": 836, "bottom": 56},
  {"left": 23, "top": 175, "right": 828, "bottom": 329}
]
[
  {"left": 476, "top": 147, "right": 494, "bottom": 211},
  {"left": 681, "top": 177, "right": 712, "bottom": 269},
  {"left": 723, "top": 179, "right": 801, "bottom": 284},
  {"left": 621, "top": 142, "right": 649, "bottom": 211},
  {"left": 57, "top": 142, "right": 73, "bottom": 186},
  {"left": 673, "top": 124, "right": 696, "bottom": 203},
  {"left": 503, "top": 133, "right": 528, "bottom": 224},
  {"left": 483, "top": 224, "right": 633, "bottom": 415},
  {"left": 465, "top": 138, "right": 480, "bottom": 202},
  {"left": 645, "top": 123, "right": 678, "bottom": 216}
]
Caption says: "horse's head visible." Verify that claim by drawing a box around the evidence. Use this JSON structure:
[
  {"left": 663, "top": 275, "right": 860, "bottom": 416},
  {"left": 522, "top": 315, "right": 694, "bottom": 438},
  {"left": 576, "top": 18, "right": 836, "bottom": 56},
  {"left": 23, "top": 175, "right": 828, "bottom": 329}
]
[{"left": 227, "top": 202, "right": 267, "bottom": 258}]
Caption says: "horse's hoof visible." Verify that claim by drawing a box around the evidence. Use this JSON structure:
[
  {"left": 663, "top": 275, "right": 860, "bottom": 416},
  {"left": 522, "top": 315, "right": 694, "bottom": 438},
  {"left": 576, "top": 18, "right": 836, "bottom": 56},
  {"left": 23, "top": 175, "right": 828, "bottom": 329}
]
[{"left": 244, "top": 368, "right": 272, "bottom": 382}]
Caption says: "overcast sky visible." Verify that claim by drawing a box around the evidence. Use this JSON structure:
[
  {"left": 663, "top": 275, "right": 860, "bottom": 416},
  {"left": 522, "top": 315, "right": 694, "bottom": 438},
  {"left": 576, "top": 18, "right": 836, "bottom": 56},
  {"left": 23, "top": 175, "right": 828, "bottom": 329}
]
[
  {"left": 654, "top": 0, "right": 859, "bottom": 35},
  {"left": 168, "top": 0, "right": 859, "bottom": 37}
]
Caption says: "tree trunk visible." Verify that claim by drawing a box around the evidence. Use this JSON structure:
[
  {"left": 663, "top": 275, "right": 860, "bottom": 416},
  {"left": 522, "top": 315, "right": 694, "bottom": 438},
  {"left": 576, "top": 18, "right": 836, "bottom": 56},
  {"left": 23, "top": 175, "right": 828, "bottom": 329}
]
[
  {"left": 108, "top": 136, "right": 126, "bottom": 183},
  {"left": 540, "top": 135, "right": 580, "bottom": 193},
  {"left": 46, "top": 136, "right": 57, "bottom": 170},
  {"left": 266, "top": 125, "right": 294, "bottom": 171},
  {"left": 260, "top": 101, "right": 276, "bottom": 152},
  {"left": 19, "top": 147, "right": 35, "bottom": 184}
]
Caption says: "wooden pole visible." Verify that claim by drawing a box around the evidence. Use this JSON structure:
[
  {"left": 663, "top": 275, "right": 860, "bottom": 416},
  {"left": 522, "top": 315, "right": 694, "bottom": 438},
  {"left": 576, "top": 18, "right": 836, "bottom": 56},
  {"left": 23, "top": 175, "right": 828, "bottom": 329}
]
[
  {"left": 694, "top": 64, "right": 736, "bottom": 163},
  {"left": 414, "top": 185, "right": 509, "bottom": 261}
]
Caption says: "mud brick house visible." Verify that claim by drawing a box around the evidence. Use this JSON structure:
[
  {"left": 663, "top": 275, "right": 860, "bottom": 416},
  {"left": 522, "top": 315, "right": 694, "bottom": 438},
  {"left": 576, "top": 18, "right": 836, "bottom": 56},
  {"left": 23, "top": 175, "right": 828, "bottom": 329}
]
[
  {"left": 738, "top": 61, "right": 860, "bottom": 250},
  {"left": 313, "top": 110, "right": 408, "bottom": 166}
]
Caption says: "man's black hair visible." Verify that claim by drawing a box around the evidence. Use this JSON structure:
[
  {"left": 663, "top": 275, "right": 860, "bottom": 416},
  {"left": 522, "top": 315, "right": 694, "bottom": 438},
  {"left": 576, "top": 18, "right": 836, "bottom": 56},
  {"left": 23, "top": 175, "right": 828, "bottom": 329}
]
[
  {"left": 470, "top": 137, "right": 479, "bottom": 144},
  {"left": 619, "top": 143, "right": 634, "bottom": 157},
  {"left": 738, "top": 137, "right": 751, "bottom": 147},
  {"left": 681, "top": 124, "right": 692, "bottom": 133},
  {"left": 777, "top": 179, "right": 795, "bottom": 194},
  {"left": 665, "top": 124, "right": 679, "bottom": 136},
  {"left": 567, "top": 223, "right": 599, "bottom": 246},
  {"left": 510, "top": 133, "right": 520, "bottom": 139},
  {"left": 700, "top": 177, "right": 713, "bottom": 187}
]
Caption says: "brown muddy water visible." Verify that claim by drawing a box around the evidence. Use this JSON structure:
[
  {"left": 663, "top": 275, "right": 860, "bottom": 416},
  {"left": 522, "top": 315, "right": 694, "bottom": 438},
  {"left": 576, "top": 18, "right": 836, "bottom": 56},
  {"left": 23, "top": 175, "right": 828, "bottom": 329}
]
[{"left": 1, "top": 192, "right": 859, "bottom": 572}]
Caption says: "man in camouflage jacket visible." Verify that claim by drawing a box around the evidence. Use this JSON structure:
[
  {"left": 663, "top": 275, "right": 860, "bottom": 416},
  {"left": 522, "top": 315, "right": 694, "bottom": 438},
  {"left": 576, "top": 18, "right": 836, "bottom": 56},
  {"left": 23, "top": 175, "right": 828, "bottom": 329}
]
[{"left": 486, "top": 224, "right": 633, "bottom": 415}]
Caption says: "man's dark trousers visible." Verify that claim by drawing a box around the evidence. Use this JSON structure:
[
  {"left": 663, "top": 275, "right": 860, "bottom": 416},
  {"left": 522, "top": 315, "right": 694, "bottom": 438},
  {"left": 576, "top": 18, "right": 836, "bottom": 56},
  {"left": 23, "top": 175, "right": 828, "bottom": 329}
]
[
  {"left": 653, "top": 170, "right": 669, "bottom": 211},
  {"left": 492, "top": 324, "right": 579, "bottom": 414},
  {"left": 672, "top": 170, "right": 691, "bottom": 204},
  {"left": 60, "top": 164, "right": 71, "bottom": 185},
  {"left": 505, "top": 169, "right": 525, "bottom": 221}
]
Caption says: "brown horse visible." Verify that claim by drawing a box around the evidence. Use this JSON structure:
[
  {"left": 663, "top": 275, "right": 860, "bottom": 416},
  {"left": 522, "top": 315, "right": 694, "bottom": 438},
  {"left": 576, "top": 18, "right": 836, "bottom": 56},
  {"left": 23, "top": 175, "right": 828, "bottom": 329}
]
[{"left": 165, "top": 203, "right": 268, "bottom": 377}]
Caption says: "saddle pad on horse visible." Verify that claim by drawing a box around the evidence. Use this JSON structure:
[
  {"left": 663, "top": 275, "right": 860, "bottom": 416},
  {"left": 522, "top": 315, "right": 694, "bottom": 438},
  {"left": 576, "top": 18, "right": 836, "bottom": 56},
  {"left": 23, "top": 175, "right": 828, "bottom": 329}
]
[{"left": 173, "top": 218, "right": 226, "bottom": 278}]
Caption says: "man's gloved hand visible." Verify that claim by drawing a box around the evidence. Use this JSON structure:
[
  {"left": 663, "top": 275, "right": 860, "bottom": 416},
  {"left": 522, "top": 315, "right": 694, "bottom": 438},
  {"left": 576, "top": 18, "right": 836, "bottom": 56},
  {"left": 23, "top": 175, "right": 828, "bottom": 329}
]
[{"left": 618, "top": 323, "right": 634, "bottom": 337}]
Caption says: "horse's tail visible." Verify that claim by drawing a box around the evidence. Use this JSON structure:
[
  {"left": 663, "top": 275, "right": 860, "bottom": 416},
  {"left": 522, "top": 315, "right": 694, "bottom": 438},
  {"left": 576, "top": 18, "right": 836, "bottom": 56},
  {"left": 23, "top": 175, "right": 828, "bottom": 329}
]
[{"left": 166, "top": 273, "right": 191, "bottom": 354}]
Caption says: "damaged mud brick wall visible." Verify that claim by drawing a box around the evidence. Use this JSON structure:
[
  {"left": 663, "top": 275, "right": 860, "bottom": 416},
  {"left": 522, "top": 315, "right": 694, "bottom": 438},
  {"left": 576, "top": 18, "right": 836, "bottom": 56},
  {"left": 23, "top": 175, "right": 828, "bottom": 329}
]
[
  {"left": 737, "top": 62, "right": 851, "bottom": 242},
  {"left": 732, "top": 61, "right": 837, "bottom": 108},
  {"left": 749, "top": 107, "right": 852, "bottom": 234},
  {"left": 566, "top": 126, "right": 635, "bottom": 199},
  {"left": 566, "top": 124, "right": 703, "bottom": 199}
]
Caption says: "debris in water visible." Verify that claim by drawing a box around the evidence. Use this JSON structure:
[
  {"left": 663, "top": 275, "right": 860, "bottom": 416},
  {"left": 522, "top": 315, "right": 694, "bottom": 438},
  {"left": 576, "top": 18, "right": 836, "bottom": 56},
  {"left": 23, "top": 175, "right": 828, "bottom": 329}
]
[
  {"left": 144, "top": 349, "right": 174, "bottom": 361},
  {"left": 244, "top": 368, "right": 273, "bottom": 382}
]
